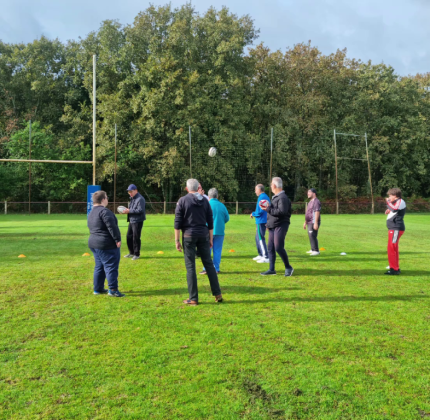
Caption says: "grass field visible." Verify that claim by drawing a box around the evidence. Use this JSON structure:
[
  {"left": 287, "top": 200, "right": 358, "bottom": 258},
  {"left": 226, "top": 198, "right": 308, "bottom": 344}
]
[{"left": 1, "top": 213, "right": 430, "bottom": 419}]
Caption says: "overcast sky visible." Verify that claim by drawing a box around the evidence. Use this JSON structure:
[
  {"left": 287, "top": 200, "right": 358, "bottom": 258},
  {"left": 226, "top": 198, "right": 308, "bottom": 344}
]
[{"left": 0, "top": 0, "right": 429, "bottom": 75}]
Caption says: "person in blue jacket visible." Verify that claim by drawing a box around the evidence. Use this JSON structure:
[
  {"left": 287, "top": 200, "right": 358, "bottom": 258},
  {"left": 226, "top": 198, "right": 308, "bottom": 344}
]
[
  {"left": 250, "top": 184, "right": 270, "bottom": 263},
  {"left": 200, "top": 188, "right": 230, "bottom": 274}
]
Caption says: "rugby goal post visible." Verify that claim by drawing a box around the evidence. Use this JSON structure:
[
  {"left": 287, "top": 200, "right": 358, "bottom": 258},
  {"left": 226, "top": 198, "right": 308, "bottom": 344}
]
[
  {"left": 333, "top": 129, "right": 374, "bottom": 215},
  {"left": 0, "top": 56, "right": 97, "bottom": 214}
]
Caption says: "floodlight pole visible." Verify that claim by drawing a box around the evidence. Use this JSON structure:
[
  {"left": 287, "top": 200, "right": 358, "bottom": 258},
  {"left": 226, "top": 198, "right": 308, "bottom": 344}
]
[
  {"left": 189, "top": 125, "right": 192, "bottom": 177},
  {"left": 364, "top": 132, "right": 374, "bottom": 214},
  {"left": 93, "top": 55, "right": 96, "bottom": 185},
  {"left": 114, "top": 124, "right": 117, "bottom": 213},
  {"left": 334, "top": 129, "right": 339, "bottom": 215},
  {"left": 269, "top": 127, "right": 273, "bottom": 198},
  {"left": 29, "top": 120, "right": 32, "bottom": 215}
]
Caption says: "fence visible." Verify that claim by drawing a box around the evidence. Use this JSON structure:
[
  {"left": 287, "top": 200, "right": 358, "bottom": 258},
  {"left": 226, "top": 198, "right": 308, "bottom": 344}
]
[{"left": 1, "top": 200, "right": 430, "bottom": 215}]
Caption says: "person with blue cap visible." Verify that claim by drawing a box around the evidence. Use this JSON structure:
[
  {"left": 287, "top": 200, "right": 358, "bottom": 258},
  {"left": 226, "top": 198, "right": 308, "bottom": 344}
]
[{"left": 123, "top": 184, "right": 146, "bottom": 260}]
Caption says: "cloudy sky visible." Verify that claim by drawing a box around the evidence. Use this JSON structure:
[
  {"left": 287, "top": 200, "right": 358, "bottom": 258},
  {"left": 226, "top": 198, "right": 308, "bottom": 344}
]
[{"left": 0, "top": 0, "right": 429, "bottom": 75}]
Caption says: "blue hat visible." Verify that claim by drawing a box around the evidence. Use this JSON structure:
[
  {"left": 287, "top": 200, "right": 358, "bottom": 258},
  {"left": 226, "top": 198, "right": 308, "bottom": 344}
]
[{"left": 127, "top": 184, "right": 137, "bottom": 191}]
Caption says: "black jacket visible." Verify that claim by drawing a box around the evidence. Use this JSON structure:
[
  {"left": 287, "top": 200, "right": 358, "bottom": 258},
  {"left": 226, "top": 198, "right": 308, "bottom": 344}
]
[
  {"left": 127, "top": 192, "right": 146, "bottom": 224},
  {"left": 386, "top": 198, "right": 406, "bottom": 231},
  {"left": 174, "top": 193, "right": 214, "bottom": 236},
  {"left": 88, "top": 206, "right": 121, "bottom": 249},
  {"left": 266, "top": 191, "right": 292, "bottom": 228}
]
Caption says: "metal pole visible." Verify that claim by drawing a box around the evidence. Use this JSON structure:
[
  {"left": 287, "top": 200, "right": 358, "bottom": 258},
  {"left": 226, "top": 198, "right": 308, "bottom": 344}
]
[
  {"left": 29, "top": 120, "right": 31, "bottom": 215},
  {"left": 189, "top": 125, "right": 192, "bottom": 177},
  {"left": 114, "top": 124, "right": 117, "bottom": 213},
  {"left": 48, "top": 201, "right": 50, "bottom": 215},
  {"left": 334, "top": 129, "right": 339, "bottom": 215},
  {"left": 93, "top": 55, "right": 96, "bottom": 185},
  {"left": 4, "top": 201, "right": 6, "bottom": 215},
  {"left": 269, "top": 127, "right": 273, "bottom": 198},
  {"left": 0, "top": 159, "right": 92, "bottom": 164},
  {"left": 364, "top": 132, "right": 374, "bottom": 214}
]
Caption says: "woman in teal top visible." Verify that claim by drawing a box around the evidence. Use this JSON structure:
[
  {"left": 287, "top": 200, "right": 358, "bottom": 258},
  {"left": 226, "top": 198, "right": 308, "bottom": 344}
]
[{"left": 200, "top": 188, "right": 230, "bottom": 274}]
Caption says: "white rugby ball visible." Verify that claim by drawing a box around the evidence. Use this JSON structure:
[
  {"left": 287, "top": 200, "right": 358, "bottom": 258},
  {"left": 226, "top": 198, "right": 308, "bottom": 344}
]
[
  {"left": 259, "top": 199, "right": 269, "bottom": 209},
  {"left": 117, "top": 206, "right": 127, "bottom": 214},
  {"left": 208, "top": 147, "right": 217, "bottom": 157}
]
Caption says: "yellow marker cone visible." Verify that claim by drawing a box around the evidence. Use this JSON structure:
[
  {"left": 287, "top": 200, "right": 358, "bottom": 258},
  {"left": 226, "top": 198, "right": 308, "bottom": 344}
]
[
  {"left": 82, "top": 253, "right": 91, "bottom": 257},
  {"left": 320, "top": 248, "right": 326, "bottom": 251},
  {"left": 229, "top": 249, "right": 236, "bottom": 253},
  {"left": 157, "top": 251, "right": 164, "bottom": 254},
  {"left": 18, "top": 254, "right": 26, "bottom": 258}
]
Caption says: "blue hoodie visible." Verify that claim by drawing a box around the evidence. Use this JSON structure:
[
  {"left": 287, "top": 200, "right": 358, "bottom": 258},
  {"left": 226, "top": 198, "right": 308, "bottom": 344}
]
[
  {"left": 209, "top": 199, "right": 230, "bottom": 236},
  {"left": 252, "top": 192, "right": 270, "bottom": 224}
]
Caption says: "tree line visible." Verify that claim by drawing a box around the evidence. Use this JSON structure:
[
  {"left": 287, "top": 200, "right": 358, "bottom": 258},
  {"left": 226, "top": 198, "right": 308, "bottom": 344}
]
[{"left": 1, "top": 3, "right": 429, "bottom": 203}]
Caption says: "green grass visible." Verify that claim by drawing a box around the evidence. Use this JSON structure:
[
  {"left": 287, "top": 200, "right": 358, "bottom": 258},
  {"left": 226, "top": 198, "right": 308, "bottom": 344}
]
[{"left": 1, "top": 214, "right": 430, "bottom": 419}]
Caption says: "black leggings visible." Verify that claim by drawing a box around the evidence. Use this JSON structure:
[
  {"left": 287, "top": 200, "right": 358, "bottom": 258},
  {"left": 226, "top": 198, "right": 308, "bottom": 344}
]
[{"left": 268, "top": 224, "right": 292, "bottom": 271}]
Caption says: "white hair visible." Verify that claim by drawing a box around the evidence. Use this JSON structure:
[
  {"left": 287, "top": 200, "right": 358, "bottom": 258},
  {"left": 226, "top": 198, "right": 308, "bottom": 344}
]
[
  {"left": 186, "top": 178, "right": 199, "bottom": 192},
  {"left": 272, "top": 177, "right": 283, "bottom": 188},
  {"left": 208, "top": 188, "right": 218, "bottom": 199}
]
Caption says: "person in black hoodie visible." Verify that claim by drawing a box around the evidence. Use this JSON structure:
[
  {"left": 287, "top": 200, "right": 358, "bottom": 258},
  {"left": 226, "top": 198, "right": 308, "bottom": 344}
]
[
  {"left": 174, "top": 179, "right": 223, "bottom": 305},
  {"left": 87, "top": 190, "right": 124, "bottom": 297},
  {"left": 259, "top": 177, "right": 294, "bottom": 277}
]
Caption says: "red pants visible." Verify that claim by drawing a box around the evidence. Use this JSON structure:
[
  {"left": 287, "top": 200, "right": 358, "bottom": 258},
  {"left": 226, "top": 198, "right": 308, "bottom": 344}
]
[{"left": 387, "top": 230, "right": 404, "bottom": 271}]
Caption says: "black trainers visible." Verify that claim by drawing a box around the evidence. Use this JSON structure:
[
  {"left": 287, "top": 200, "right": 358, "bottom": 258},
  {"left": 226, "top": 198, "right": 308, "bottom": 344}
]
[
  {"left": 261, "top": 270, "right": 277, "bottom": 276},
  {"left": 384, "top": 268, "right": 400, "bottom": 275},
  {"left": 93, "top": 289, "right": 108, "bottom": 295},
  {"left": 108, "top": 289, "right": 125, "bottom": 297},
  {"left": 285, "top": 267, "right": 294, "bottom": 277}
]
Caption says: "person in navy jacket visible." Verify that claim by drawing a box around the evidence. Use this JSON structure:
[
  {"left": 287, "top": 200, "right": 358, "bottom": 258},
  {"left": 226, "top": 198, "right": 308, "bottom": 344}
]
[
  {"left": 123, "top": 184, "right": 146, "bottom": 261},
  {"left": 250, "top": 184, "right": 270, "bottom": 263}
]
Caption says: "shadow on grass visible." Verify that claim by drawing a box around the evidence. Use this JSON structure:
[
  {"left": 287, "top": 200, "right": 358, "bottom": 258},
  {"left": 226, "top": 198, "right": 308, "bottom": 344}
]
[
  {"left": 0, "top": 233, "right": 88, "bottom": 237},
  {"left": 123, "top": 285, "right": 301, "bottom": 296},
  {"left": 225, "top": 295, "right": 429, "bottom": 304},
  {"left": 291, "top": 269, "right": 430, "bottom": 277}
]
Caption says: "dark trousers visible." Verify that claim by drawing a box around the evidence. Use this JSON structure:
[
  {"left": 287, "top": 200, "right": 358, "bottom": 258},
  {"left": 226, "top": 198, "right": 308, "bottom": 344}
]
[
  {"left": 307, "top": 223, "right": 319, "bottom": 252},
  {"left": 183, "top": 236, "right": 221, "bottom": 302},
  {"left": 255, "top": 223, "right": 268, "bottom": 258},
  {"left": 268, "top": 224, "right": 292, "bottom": 272},
  {"left": 90, "top": 247, "right": 120, "bottom": 291},
  {"left": 127, "top": 222, "right": 143, "bottom": 256}
]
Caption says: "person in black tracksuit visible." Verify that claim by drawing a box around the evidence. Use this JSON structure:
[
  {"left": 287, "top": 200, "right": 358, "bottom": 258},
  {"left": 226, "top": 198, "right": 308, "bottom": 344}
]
[
  {"left": 174, "top": 179, "right": 223, "bottom": 305},
  {"left": 260, "top": 177, "right": 294, "bottom": 277},
  {"left": 123, "top": 184, "right": 146, "bottom": 260}
]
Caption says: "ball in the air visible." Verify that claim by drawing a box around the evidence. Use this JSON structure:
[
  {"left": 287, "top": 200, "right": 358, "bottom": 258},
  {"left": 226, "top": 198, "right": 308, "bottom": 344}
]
[
  {"left": 117, "top": 206, "right": 127, "bottom": 214},
  {"left": 208, "top": 147, "right": 217, "bottom": 157},
  {"left": 259, "top": 199, "right": 269, "bottom": 209}
]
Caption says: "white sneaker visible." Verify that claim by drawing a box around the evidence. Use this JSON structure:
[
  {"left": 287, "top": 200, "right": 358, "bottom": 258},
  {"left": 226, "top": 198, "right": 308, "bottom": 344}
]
[
  {"left": 124, "top": 254, "right": 134, "bottom": 258},
  {"left": 306, "top": 250, "right": 313, "bottom": 254},
  {"left": 310, "top": 251, "right": 320, "bottom": 256},
  {"left": 257, "top": 257, "right": 270, "bottom": 263},
  {"left": 386, "top": 266, "right": 390, "bottom": 270},
  {"left": 253, "top": 256, "right": 262, "bottom": 261}
]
